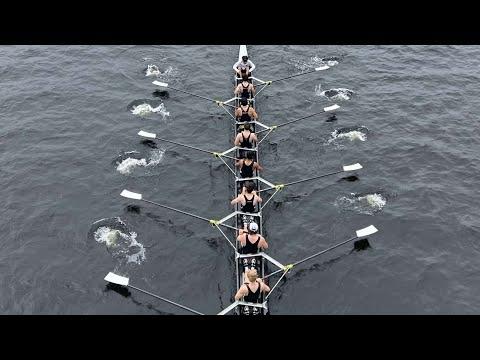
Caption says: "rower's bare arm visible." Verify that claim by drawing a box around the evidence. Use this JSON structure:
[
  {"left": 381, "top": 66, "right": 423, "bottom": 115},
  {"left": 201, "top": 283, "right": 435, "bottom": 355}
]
[
  {"left": 231, "top": 196, "right": 239, "bottom": 205},
  {"left": 234, "top": 134, "right": 241, "bottom": 146},
  {"left": 251, "top": 109, "right": 258, "bottom": 119},
  {"left": 234, "top": 287, "right": 247, "bottom": 301},
  {"left": 260, "top": 238, "right": 268, "bottom": 250},
  {"left": 235, "top": 159, "right": 243, "bottom": 168},
  {"left": 254, "top": 162, "right": 263, "bottom": 171},
  {"left": 252, "top": 133, "right": 259, "bottom": 143},
  {"left": 234, "top": 84, "right": 241, "bottom": 95},
  {"left": 262, "top": 283, "right": 271, "bottom": 293},
  {"left": 250, "top": 84, "right": 255, "bottom": 95},
  {"left": 256, "top": 195, "right": 263, "bottom": 203}
]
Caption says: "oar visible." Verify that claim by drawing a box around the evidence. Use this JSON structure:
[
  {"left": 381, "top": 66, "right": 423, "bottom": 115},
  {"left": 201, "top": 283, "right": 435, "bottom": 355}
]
[
  {"left": 152, "top": 81, "right": 235, "bottom": 109},
  {"left": 259, "top": 163, "right": 363, "bottom": 193},
  {"left": 138, "top": 130, "right": 239, "bottom": 161},
  {"left": 104, "top": 272, "right": 204, "bottom": 315},
  {"left": 256, "top": 104, "right": 341, "bottom": 135},
  {"left": 261, "top": 65, "right": 330, "bottom": 85},
  {"left": 263, "top": 225, "right": 379, "bottom": 280},
  {"left": 120, "top": 190, "right": 238, "bottom": 231}
]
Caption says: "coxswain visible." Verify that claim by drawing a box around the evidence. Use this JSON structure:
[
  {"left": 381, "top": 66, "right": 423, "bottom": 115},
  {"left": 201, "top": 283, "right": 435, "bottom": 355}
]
[{"left": 233, "top": 55, "right": 256, "bottom": 78}]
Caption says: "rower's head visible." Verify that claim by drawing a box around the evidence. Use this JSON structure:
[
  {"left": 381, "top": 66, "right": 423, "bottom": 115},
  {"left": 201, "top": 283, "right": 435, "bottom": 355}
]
[
  {"left": 248, "top": 222, "right": 259, "bottom": 234},
  {"left": 242, "top": 74, "right": 249, "bottom": 82},
  {"left": 240, "top": 97, "right": 248, "bottom": 106},
  {"left": 244, "top": 181, "right": 255, "bottom": 193},
  {"left": 243, "top": 122, "right": 251, "bottom": 131},
  {"left": 242, "top": 55, "right": 248, "bottom": 63},
  {"left": 246, "top": 268, "right": 258, "bottom": 282},
  {"left": 245, "top": 151, "right": 254, "bottom": 160}
]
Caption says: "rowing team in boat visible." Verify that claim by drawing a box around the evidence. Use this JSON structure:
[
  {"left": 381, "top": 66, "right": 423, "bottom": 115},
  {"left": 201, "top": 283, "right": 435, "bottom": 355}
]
[{"left": 232, "top": 54, "right": 270, "bottom": 303}]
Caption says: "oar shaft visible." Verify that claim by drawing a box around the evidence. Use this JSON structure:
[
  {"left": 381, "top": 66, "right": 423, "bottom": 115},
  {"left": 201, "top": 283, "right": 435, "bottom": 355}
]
[
  {"left": 142, "top": 199, "right": 211, "bottom": 223},
  {"left": 258, "top": 170, "right": 343, "bottom": 193},
  {"left": 128, "top": 285, "right": 204, "bottom": 315},
  {"left": 141, "top": 199, "right": 240, "bottom": 232},
  {"left": 155, "top": 136, "right": 215, "bottom": 156},
  {"left": 282, "top": 170, "right": 343, "bottom": 187},
  {"left": 269, "top": 69, "right": 316, "bottom": 84},
  {"left": 168, "top": 85, "right": 235, "bottom": 109},
  {"left": 153, "top": 136, "right": 238, "bottom": 161},
  {"left": 291, "top": 235, "right": 357, "bottom": 267},
  {"left": 275, "top": 111, "right": 324, "bottom": 129},
  {"left": 264, "top": 235, "right": 358, "bottom": 279}
]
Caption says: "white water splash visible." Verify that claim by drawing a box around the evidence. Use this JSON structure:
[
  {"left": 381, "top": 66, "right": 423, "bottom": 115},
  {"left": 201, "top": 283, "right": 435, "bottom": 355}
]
[
  {"left": 116, "top": 149, "right": 166, "bottom": 175},
  {"left": 335, "top": 193, "right": 387, "bottom": 215},
  {"left": 94, "top": 226, "right": 146, "bottom": 264},
  {"left": 145, "top": 64, "right": 176, "bottom": 78},
  {"left": 131, "top": 103, "right": 170, "bottom": 118},
  {"left": 315, "top": 85, "right": 354, "bottom": 101},
  {"left": 146, "top": 64, "right": 160, "bottom": 76},
  {"left": 292, "top": 56, "right": 340, "bottom": 72},
  {"left": 330, "top": 129, "right": 367, "bottom": 142}
]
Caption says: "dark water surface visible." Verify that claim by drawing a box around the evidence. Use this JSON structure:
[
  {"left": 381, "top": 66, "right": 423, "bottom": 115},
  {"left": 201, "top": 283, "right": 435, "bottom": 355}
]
[{"left": 1, "top": 45, "right": 479, "bottom": 314}]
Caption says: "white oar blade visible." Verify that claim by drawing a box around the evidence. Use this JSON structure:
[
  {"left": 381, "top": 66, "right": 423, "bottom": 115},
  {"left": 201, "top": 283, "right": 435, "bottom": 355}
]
[
  {"left": 138, "top": 130, "right": 157, "bottom": 139},
  {"left": 104, "top": 272, "right": 129, "bottom": 286},
  {"left": 315, "top": 65, "right": 330, "bottom": 71},
  {"left": 356, "top": 225, "right": 378, "bottom": 238},
  {"left": 324, "top": 104, "right": 340, "bottom": 112},
  {"left": 120, "top": 190, "right": 142, "bottom": 200},
  {"left": 152, "top": 80, "right": 168, "bottom": 87},
  {"left": 343, "top": 163, "right": 363, "bottom": 172}
]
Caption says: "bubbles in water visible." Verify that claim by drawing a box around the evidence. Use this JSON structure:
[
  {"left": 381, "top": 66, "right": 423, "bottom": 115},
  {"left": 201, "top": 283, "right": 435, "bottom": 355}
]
[
  {"left": 146, "top": 64, "right": 161, "bottom": 76},
  {"left": 334, "top": 193, "right": 387, "bottom": 215},
  {"left": 144, "top": 64, "right": 178, "bottom": 80},
  {"left": 116, "top": 149, "right": 165, "bottom": 175},
  {"left": 91, "top": 218, "right": 146, "bottom": 265},
  {"left": 131, "top": 103, "right": 170, "bottom": 118},
  {"left": 315, "top": 85, "right": 354, "bottom": 101},
  {"left": 327, "top": 127, "right": 368, "bottom": 147},
  {"left": 291, "top": 55, "right": 342, "bottom": 71}
]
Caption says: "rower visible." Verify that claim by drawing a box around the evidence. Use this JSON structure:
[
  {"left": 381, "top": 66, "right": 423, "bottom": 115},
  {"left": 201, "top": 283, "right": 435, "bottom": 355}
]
[
  {"left": 231, "top": 181, "right": 262, "bottom": 214},
  {"left": 234, "top": 74, "right": 255, "bottom": 98},
  {"left": 234, "top": 123, "right": 258, "bottom": 150},
  {"left": 233, "top": 55, "right": 256, "bottom": 79},
  {"left": 236, "top": 222, "right": 268, "bottom": 255},
  {"left": 236, "top": 151, "right": 263, "bottom": 179},
  {"left": 235, "top": 97, "right": 258, "bottom": 123},
  {"left": 235, "top": 268, "right": 270, "bottom": 303}
]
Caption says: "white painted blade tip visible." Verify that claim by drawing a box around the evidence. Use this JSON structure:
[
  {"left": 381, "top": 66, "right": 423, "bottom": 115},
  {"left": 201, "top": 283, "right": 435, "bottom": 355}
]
[
  {"left": 104, "top": 272, "right": 129, "bottom": 286},
  {"left": 324, "top": 104, "right": 340, "bottom": 112},
  {"left": 138, "top": 130, "right": 156, "bottom": 139},
  {"left": 343, "top": 163, "right": 362, "bottom": 172},
  {"left": 315, "top": 65, "right": 330, "bottom": 71},
  {"left": 120, "top": 190, "right": 142, "bottom": 200},
  {"left": 356, "top": 225, "right": 378, "bottom": 238},
  {"left": 152, "top": 80, "right": 168, "bottom": 87}
]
